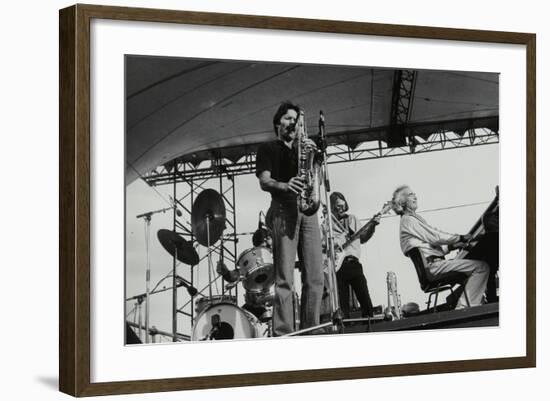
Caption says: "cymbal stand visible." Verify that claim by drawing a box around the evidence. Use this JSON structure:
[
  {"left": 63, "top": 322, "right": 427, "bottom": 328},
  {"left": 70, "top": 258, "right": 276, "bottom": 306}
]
[
  {"left": 206, "top": 215, "right": 213, "bottom": 299},
  {"left": 172, "top": 247, "right": 178, "bottom": 341}
]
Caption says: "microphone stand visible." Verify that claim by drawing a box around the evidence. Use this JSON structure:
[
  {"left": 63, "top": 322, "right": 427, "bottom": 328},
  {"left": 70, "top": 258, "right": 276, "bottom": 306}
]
[
  {"left": 287, "top": 110, "right": 344, "bottom": 337},
  {"left": 136, "top": 205, "right": 176, "bottom": 343},
  {"left": 318, "top": 111, "right": 344, "bottom": 334}
]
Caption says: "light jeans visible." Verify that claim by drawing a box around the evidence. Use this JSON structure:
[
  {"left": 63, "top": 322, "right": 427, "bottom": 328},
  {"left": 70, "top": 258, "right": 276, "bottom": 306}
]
[
  {"left": 427, "top": 258, "right": 490, "bottom": 308},
  {"left": 269, "top": 200, "right": 324, "bottom": 336}
]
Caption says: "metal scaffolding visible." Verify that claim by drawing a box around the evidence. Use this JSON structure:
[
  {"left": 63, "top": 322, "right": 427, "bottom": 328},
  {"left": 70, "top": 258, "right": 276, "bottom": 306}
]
[
  {"left": 143, "top": 126, "right": 498, "bottom": 185},
  {"left": 164, "top": 170, "right": 239, "bottom": 341}
]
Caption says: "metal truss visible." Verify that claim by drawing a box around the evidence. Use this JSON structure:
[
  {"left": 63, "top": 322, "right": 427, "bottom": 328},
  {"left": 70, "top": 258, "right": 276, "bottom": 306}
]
[
  {"left": 390, "top": 69, "right": 417, "bottom": 126},
  {"left": 143, "top": 127, "right": 499, "bottom": 186},
  {"left": 388, "top": 69, "right": 417, "bottom": 149},
  {"left": 166, "top": 173, "right": 239, "bottom": 340},
  {"left": 327, "top": 128, "right": 498, "bottom": 164}
]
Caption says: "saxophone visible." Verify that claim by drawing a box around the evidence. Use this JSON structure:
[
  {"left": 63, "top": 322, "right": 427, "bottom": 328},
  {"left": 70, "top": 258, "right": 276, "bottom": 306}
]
[
  {"left": 295, "top": 110, "right": 321, "bottom": 216},
  {"left": 385, "top": 271, "right": 402, "bottom": 320}
]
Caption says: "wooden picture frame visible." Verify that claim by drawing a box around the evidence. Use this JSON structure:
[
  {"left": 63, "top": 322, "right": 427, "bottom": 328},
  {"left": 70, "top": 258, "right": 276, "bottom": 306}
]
[{"left": 59, "top": 3, "right": 536, "bottom": 397}]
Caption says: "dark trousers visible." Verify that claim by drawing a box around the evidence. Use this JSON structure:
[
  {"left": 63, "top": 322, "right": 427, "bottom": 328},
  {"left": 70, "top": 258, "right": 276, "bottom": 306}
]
[
  {"left": 464, "top": 232, "right": 499, "bottom": 303},
  {"left": 336, "top": 257, "right": 373, "bottom": 317}
]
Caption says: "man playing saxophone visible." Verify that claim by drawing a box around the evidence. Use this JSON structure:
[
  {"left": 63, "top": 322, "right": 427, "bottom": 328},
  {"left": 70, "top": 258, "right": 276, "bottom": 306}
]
[{"left": 256, "top": 101, "right": 324, "bottom": 336}]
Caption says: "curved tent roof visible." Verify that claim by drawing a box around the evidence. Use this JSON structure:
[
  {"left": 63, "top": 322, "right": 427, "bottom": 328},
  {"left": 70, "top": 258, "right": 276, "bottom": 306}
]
[{"left": 126, "top": 56, "right": 498, "bottom": 184}]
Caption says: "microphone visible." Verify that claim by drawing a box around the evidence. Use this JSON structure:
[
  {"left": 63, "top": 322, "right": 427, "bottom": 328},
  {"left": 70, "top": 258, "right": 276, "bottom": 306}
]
[
  {"left": 175, "top": 276, "right": 198, "bottom": 296},
  {"left": 258, "top": 211, "right": 263, "bottom": 230},
  {"left": 207, "top": 314, "right": 221, "bottom": 340},
  {"left": 169, "top": 196, "right": 183, "bottom": 217}
]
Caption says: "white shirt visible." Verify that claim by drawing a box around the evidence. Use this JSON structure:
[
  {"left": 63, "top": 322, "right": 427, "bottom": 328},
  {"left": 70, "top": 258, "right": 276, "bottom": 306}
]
[{"left": 399, "top": 213, "right": 460, "bottom": 258}]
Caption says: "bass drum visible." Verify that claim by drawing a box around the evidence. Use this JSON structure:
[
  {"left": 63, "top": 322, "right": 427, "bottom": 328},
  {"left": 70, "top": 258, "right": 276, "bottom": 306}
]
[
  {"left": 194, "top": 295, "right": 236, "bottom": 315},
  {"left": 191, "top": 302, "right": 266, "bottom": 341}
]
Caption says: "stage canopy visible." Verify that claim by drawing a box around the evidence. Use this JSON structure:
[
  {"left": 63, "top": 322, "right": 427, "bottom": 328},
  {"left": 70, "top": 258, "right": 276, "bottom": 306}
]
[{"left": 126, "top": 57, "right": 499, "bottom": 184}]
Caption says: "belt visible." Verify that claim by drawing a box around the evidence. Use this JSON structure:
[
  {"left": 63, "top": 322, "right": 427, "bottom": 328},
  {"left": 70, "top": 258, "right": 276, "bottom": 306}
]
[{"left": 426, "top": 255, "right": 445, "bottom": 264}]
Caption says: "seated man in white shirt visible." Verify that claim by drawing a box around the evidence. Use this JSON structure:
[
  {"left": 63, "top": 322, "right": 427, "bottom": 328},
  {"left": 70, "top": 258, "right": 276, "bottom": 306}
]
[{"left": 391, "top": 185, "right": 490, "bottom": 309}]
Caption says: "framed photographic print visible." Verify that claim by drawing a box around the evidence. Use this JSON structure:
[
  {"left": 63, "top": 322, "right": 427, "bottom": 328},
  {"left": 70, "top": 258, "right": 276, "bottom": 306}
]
[{"left": 59, "top": 4, "right": 536, "bottom": 397}]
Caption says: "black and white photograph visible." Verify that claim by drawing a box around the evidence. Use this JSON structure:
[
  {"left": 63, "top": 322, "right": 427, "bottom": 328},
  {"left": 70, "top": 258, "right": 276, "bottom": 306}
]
[
  {"left": 2, "top": 0, "right": 544, "bottom": 398},
  {"left": 124, "top": 56, "right": 500, "bottom": 344}
]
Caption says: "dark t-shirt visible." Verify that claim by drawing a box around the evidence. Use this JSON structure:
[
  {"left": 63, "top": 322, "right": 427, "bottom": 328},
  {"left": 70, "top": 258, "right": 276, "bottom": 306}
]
[{"left": 255, "top": 140, "right": 298, "bottom": 203}]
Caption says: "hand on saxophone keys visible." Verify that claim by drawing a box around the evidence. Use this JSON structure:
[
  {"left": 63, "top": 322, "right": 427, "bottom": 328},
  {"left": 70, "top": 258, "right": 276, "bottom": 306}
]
[
  {"left": 287, "top": 175, "right": 306, "bottom": 194},
  {"left": 303, "top": 138, "right": 318, "bottom": 150}
]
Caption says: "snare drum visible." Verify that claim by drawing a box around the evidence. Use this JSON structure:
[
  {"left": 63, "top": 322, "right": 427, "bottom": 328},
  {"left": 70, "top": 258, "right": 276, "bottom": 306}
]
[
  {"left": 191, "top": 302, "right": 264, "bottom": 341},
  {"left": 194, "top": 295, "right": 236, "bottom": 315},
  {"left": 237, "top": 246, "right": 274, "bottom": 293}
]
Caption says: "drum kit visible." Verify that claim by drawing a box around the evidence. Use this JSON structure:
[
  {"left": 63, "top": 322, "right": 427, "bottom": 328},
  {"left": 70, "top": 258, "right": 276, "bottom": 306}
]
[{"left": 151, "top": 188, "right": 282, "bottom": 341}]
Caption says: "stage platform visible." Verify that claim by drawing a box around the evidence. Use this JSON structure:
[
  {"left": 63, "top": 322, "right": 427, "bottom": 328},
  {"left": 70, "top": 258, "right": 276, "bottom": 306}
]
[{"left": 342, "top": 303, "right": 499, "bottom": 334}]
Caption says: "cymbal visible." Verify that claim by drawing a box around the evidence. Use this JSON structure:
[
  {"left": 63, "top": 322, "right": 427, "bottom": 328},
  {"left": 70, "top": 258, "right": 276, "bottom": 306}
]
[
  {"left": 191, "top": 189, "right": 226, "bottom": 246},
  {"left": 157, "top": 229, "right": 199, "bottom": 265}
]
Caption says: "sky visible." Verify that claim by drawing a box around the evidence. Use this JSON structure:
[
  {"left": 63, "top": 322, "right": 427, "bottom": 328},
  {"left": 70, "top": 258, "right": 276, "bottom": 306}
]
[{"left": 125, "top": 142, "right": 499, "bottom": 342}]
